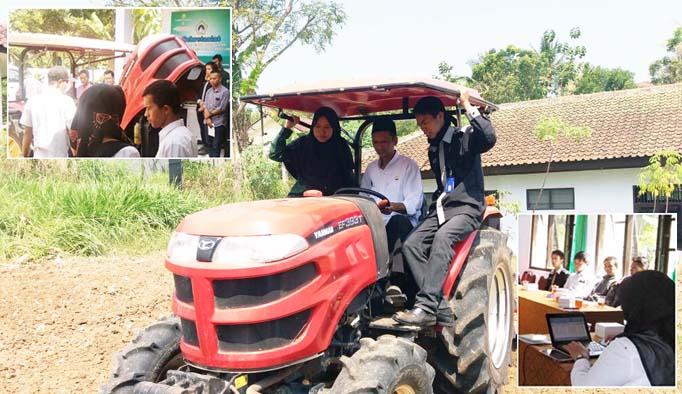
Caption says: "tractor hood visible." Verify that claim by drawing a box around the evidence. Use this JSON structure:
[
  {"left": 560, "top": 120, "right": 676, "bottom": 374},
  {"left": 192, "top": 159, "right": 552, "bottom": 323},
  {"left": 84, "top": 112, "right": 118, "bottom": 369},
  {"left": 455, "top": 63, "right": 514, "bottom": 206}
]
[{"left": 175, "top": 197, "right": 364, "bottom": 238}]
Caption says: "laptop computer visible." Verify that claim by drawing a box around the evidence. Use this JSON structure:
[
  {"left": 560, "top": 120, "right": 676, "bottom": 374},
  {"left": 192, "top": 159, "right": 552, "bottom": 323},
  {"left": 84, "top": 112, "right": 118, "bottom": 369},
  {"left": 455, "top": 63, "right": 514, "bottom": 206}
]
[{"left": 546, "top": 312, "right": 605, "bottom": 359}]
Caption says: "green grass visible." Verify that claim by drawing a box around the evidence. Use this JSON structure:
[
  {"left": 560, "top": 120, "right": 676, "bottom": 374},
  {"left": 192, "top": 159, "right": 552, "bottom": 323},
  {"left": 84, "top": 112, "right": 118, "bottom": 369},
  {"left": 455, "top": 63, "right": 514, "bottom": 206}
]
[{"left": 0, "top": 135, "right": 290, "bottom": 262}]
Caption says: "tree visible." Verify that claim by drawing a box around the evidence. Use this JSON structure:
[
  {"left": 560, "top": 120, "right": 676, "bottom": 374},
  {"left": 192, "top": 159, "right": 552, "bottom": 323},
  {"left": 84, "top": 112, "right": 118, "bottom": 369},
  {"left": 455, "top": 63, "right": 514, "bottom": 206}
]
[
  {"left": 109, "top": 0, "right": 347, "bottom": 156},
  {"left": 532, "top": 117, "right": 592, "bottom": 211},
  {"left": 649, "top": 27, "right": 682, "bottom": 85},
  {"left": 638, "top": 150, "right": 682, "bottom": 213},
  {"left": 574, "top": 64, "right": 636, "bottom": 94},
  {"left": 9, "top": 9, "right": 116, "bottom": 69},
  {"left": 10, "top": 9, "right": 115, "bottom": 40},
  {"left": 439, "top": 29, "right": 589, "bottom": 103}
]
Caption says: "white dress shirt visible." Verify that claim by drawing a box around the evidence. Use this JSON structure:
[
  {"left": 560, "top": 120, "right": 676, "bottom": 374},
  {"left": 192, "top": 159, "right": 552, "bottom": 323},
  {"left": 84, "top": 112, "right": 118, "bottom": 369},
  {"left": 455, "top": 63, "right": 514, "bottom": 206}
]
[
  {"left": 20, "top": 86, "right": 76, "bottom": 158},
  {"left": 571, "top": 337, "right": 650, "bottom": 386},
  {"left": 156, "top": 119, "right": 195, "bottom": 158},
  {"left": 564, "top": 270, "right": 595, "bottom": 298},
  {"left": 361, "top": 151, "right": 423, "bottom": 227},
  {"left": 113, "top": 146, "right": 141, "bottom": 158}
]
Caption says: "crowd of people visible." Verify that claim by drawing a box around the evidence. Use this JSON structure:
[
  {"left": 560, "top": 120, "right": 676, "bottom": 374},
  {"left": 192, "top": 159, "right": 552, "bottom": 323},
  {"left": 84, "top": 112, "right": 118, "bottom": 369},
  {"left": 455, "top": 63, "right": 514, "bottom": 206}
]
[{"left": 18, "top": 54, "right": 231, "bottom": 159}]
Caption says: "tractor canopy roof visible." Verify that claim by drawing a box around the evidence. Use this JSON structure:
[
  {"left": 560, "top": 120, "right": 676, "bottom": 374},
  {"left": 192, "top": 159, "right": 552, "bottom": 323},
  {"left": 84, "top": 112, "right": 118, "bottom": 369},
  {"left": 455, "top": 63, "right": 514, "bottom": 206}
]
[
  {"left": 9, "top": 32, "right": 135, "bottom": 57},
  {"left": 240, "top": 76, "right": 498, "bottom": 119}
]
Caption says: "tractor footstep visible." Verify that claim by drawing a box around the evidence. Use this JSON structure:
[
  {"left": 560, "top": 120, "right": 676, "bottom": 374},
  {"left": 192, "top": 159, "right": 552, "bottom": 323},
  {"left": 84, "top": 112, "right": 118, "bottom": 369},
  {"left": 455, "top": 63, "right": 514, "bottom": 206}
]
[{"left": 369, "top": 317, "right": 423, "bottom": 332}]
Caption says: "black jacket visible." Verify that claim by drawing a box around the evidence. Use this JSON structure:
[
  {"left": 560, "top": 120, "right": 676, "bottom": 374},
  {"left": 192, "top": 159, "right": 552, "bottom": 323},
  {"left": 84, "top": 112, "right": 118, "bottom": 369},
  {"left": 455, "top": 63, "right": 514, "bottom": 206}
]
[
  {"left": 427, "top": 115, "right": 496, "bottom": 221},
  {"left": 544, "top": 268, "right": 569, "bottom": 290}
]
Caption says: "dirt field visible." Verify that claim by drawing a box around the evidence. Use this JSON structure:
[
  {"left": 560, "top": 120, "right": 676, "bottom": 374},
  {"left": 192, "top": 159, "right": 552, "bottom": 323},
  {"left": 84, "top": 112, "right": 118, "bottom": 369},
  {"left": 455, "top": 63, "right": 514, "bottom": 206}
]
[{"left": 0, "top": 254, "right": 679, "bottom": 393}]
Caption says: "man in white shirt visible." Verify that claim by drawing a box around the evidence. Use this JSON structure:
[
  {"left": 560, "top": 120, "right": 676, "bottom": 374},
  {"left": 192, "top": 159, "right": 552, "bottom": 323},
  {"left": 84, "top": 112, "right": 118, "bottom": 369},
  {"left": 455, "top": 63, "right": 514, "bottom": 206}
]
[
  {"left": 142, "top": 80, "right": 195, "bottom": 158},
  {"left": 361, "top": 119, "right": 423, "bottom": 301},
  {"left": 20, "top": 66, "right": 76, "bottom": 158},
  {"left": 564, "top": 251, "right": 595, "bottom": 298}
]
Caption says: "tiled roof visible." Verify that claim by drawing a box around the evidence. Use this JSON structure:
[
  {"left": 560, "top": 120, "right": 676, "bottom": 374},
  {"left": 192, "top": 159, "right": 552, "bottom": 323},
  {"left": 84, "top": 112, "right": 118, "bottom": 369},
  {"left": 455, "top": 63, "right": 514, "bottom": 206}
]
[{"left": 364, "top": 83, "right": 682, "bottom": 171}]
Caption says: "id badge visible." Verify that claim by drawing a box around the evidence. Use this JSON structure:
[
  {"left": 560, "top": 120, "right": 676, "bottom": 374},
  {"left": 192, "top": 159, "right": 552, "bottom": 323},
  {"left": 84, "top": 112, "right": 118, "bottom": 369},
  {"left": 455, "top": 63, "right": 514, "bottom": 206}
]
[{"left": 445, "top": 177, "right": 455, "bottom": 193}]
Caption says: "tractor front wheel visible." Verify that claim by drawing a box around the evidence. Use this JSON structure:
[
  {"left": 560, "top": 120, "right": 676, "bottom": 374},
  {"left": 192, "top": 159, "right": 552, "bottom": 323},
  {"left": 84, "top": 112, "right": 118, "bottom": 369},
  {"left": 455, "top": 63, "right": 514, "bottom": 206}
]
[
  {"left": 326, "top": 335, "right": 435, "bottom": 394},
  {"left": 101, "top": 316, "right": 184, "bottom": 394}
]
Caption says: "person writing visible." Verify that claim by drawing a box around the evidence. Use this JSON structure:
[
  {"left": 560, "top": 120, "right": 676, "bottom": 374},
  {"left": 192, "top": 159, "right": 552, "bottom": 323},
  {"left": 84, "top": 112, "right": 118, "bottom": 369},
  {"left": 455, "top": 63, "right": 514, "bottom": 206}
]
[
  {"left": 269, "top": 106, "right": 355, "bottom": 196},
  {"left": 565, "top": 270, "right": 674, "bottom": 386}
]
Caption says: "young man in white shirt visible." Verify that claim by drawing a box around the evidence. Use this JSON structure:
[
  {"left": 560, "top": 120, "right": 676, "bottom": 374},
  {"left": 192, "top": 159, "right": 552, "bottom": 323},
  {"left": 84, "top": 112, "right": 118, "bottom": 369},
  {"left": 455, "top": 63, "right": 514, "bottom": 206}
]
[
  {"left": 361, "top": 119, "right": 423, "bottom": 300},
  {"left": 564, "top": 251, "right": 595, "bottom": 298},
  {"left": 20, "top": 66, "right": 76, "bottom": 158},
  {"left": 142, "top": 80, "right": 195, "bottom": 158}
]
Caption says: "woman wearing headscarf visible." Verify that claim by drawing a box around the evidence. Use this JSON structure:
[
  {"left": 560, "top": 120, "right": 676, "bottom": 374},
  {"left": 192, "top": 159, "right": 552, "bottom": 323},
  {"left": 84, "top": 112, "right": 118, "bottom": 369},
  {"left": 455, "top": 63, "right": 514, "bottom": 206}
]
[
  {"left": 269, "top": 106, "right": 356, "bottom": 196},
  {"left": 69, "top": 84, "right": 139, "bottom": 158},
  {"left": 565, "top": 270, "right": 674, "bottom": 386}
]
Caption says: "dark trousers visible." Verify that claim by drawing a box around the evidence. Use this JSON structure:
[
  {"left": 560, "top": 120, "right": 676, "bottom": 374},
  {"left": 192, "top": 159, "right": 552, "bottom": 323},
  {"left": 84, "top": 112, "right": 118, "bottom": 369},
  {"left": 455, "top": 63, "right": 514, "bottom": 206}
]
[
  {"left": 385, "top": 214, "right": 414, "bottom": 275},
  {"left": 196, "top": 110, "right": 208, "bottom": 147},
  {"left": 403, "top": 212, "right": 480, "bottom": 314},
  {"left": 208, "top": 125, "right": 227, "bottom": 157}
]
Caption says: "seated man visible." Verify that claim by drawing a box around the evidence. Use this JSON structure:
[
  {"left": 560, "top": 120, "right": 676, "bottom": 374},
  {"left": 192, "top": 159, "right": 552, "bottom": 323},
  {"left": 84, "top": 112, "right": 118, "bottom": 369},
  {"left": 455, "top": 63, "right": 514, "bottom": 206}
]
[
  {"left": 360, "top": 119, "right": 423, "bottom": 299},
  {"left": 587, "top": 256, "right": 618, "bottom": 300},
  {"left": 544, "top": 249, "right": 569, "bottom": 290},
  {"left": 564, "top": 251, "right": 595, "bottom": 298}
]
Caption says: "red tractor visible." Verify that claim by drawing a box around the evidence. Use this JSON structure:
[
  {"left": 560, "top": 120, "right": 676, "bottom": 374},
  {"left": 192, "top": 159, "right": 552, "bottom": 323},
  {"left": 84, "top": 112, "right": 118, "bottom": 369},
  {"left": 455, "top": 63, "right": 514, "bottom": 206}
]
[{"left": 102, "top": 78, "right": 514, "bottom": 394}]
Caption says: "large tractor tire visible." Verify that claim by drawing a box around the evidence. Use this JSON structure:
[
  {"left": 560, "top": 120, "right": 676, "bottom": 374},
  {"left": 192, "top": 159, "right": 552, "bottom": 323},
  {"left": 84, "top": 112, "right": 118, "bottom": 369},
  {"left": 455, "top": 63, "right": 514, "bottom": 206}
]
[
  {"left": 433, "top": 228, "right": 514, "bottom": 394},
  {"left": 101, "top": 316, "right": 184, "bottom": 394},
  {"left": 326, "top": 335, "right": 435, "bottom": 394}
]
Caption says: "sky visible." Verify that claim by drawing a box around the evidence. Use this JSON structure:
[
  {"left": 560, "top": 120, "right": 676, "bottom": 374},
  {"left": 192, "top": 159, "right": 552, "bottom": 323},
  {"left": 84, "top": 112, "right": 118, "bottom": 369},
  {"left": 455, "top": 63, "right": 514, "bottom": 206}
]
[{"left": 3, "top": 0, "right": 681, "bottom": 92}]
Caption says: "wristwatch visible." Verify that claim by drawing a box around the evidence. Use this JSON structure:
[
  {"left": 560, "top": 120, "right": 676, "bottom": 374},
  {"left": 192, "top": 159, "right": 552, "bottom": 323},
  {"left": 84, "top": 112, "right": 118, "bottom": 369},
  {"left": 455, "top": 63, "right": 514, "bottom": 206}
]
[{"left": 465, "top": 107, "right": 481, "bottom": 121}]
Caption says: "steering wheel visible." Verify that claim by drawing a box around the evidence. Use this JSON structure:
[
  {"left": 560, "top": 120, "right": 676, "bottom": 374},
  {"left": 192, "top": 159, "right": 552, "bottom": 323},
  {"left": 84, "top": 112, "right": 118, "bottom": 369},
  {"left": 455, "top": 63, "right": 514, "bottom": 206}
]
[{"left": 334, "top": 187, "right": 391, "bottom": 210}]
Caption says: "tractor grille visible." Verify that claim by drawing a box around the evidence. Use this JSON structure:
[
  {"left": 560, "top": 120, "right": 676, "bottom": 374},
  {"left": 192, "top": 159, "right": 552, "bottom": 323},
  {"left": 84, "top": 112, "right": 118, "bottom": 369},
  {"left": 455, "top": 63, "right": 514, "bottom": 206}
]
[
  {"left": 213, "top": 263, "right": 317, "bottom": 309},
  {"left": 216, "top": 309, "right": 311, "bottom": 352},
  {"left": 181, "top": 318, "right": 199, "bottom": 347},
  {"left": 173, "top": 274, "right": 194, "bottom": 305}
]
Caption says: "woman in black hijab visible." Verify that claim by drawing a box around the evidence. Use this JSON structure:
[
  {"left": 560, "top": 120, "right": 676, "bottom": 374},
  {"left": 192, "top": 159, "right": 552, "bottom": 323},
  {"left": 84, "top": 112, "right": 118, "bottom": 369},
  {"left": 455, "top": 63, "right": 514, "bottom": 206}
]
[
  {"left": 69, "top": 84, "right": 139, "bottom": 158},
  {"left": 269, "top": 106, "right": 355, "bottom": 196},
  {"left": 567, "top": 270, "right": 674, "bottom": 386}
]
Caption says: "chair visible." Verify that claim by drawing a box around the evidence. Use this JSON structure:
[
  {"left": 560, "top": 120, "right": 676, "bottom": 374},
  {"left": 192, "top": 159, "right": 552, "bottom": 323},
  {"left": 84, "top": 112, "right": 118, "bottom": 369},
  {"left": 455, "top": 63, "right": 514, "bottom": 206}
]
[
  {"left": 520, "top": 270, "right": 536, "bottom": 283},
  {"left": 537, "top": 275, "right": 548, "bottom": 290}
]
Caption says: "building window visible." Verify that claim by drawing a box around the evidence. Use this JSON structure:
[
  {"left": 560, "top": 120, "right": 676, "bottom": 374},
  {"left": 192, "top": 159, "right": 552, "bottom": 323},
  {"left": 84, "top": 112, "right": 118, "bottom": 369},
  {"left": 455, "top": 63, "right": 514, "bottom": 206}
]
[
  {"left": 529, "top": 214, "right": 574, "bottom": 270},
  {"left": 526, "top": 188, "right": 574, "bottom": 210}
]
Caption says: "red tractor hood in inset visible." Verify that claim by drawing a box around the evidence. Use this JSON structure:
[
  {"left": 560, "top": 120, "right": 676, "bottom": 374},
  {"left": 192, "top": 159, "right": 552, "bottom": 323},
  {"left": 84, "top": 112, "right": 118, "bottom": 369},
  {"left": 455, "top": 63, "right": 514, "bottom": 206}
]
[
  {"left": 175, "top": 197, "right": 363, "bottom": 238},
  {"left": 120, "top": 34, "right": 205, "bottom": 130}
]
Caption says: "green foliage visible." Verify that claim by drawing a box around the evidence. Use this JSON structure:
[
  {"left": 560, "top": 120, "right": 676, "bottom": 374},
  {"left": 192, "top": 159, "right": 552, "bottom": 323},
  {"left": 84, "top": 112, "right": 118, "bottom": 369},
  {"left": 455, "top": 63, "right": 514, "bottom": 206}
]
[
  {"left": 574, "top": 64, "right": 637, "bottom": 94},
  {"left": 638, "top": 150, "right": 682, "bottom": 211},
  {"left": 650, "top": 27, "right": 682, "bottom": 85},
  {"left": 534, "top": 116, "right": 592, "bottom": 143},
  {"left": 240, "top": 145, "right": 291, "bottom": 200},
  {"left": 441, "top": 28, "right": 637, "bottom": 103},
  {"left": 132, "top": 8, "right": 162, "bottom": 44},
  {"left": 9, "top": 9, "right": 117, "bottom": 69},
  {"left": 0, "top": 159, "right": 208, "bottom": 261},
  {"left": 10, "top": 9, "right": 115, "bottom": 39}
]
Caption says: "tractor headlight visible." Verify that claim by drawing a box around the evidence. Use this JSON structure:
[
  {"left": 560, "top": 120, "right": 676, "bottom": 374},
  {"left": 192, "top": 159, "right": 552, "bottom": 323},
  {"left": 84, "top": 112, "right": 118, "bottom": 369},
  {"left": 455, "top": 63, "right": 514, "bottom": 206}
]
[
  {"left": 167, "top": 231, "right": 199, "bottom": 261},
  {"left": 212, "top": 234, "right": 309, "bottom": 265}
]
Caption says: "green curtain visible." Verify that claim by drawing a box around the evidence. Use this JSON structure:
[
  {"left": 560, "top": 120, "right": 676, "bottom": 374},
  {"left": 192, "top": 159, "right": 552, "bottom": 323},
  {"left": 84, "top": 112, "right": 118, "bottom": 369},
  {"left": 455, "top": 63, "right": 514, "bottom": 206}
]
[{"left": 570, "top": 215, "right": 588, "bottom": 272}]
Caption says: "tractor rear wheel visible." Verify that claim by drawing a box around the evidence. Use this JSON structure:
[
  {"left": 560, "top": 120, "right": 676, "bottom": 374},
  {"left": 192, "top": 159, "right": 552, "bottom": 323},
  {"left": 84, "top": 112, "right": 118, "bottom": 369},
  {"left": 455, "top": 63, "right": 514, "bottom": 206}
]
[
  {"left": 326, "top": 335, "right": 435, "bottom": 394},
  {"left": 433, "top": 228, "right": 514, "bottom": 394},
  {"left": 101, "top": 316, "right": 184, "bottom": 393}
]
